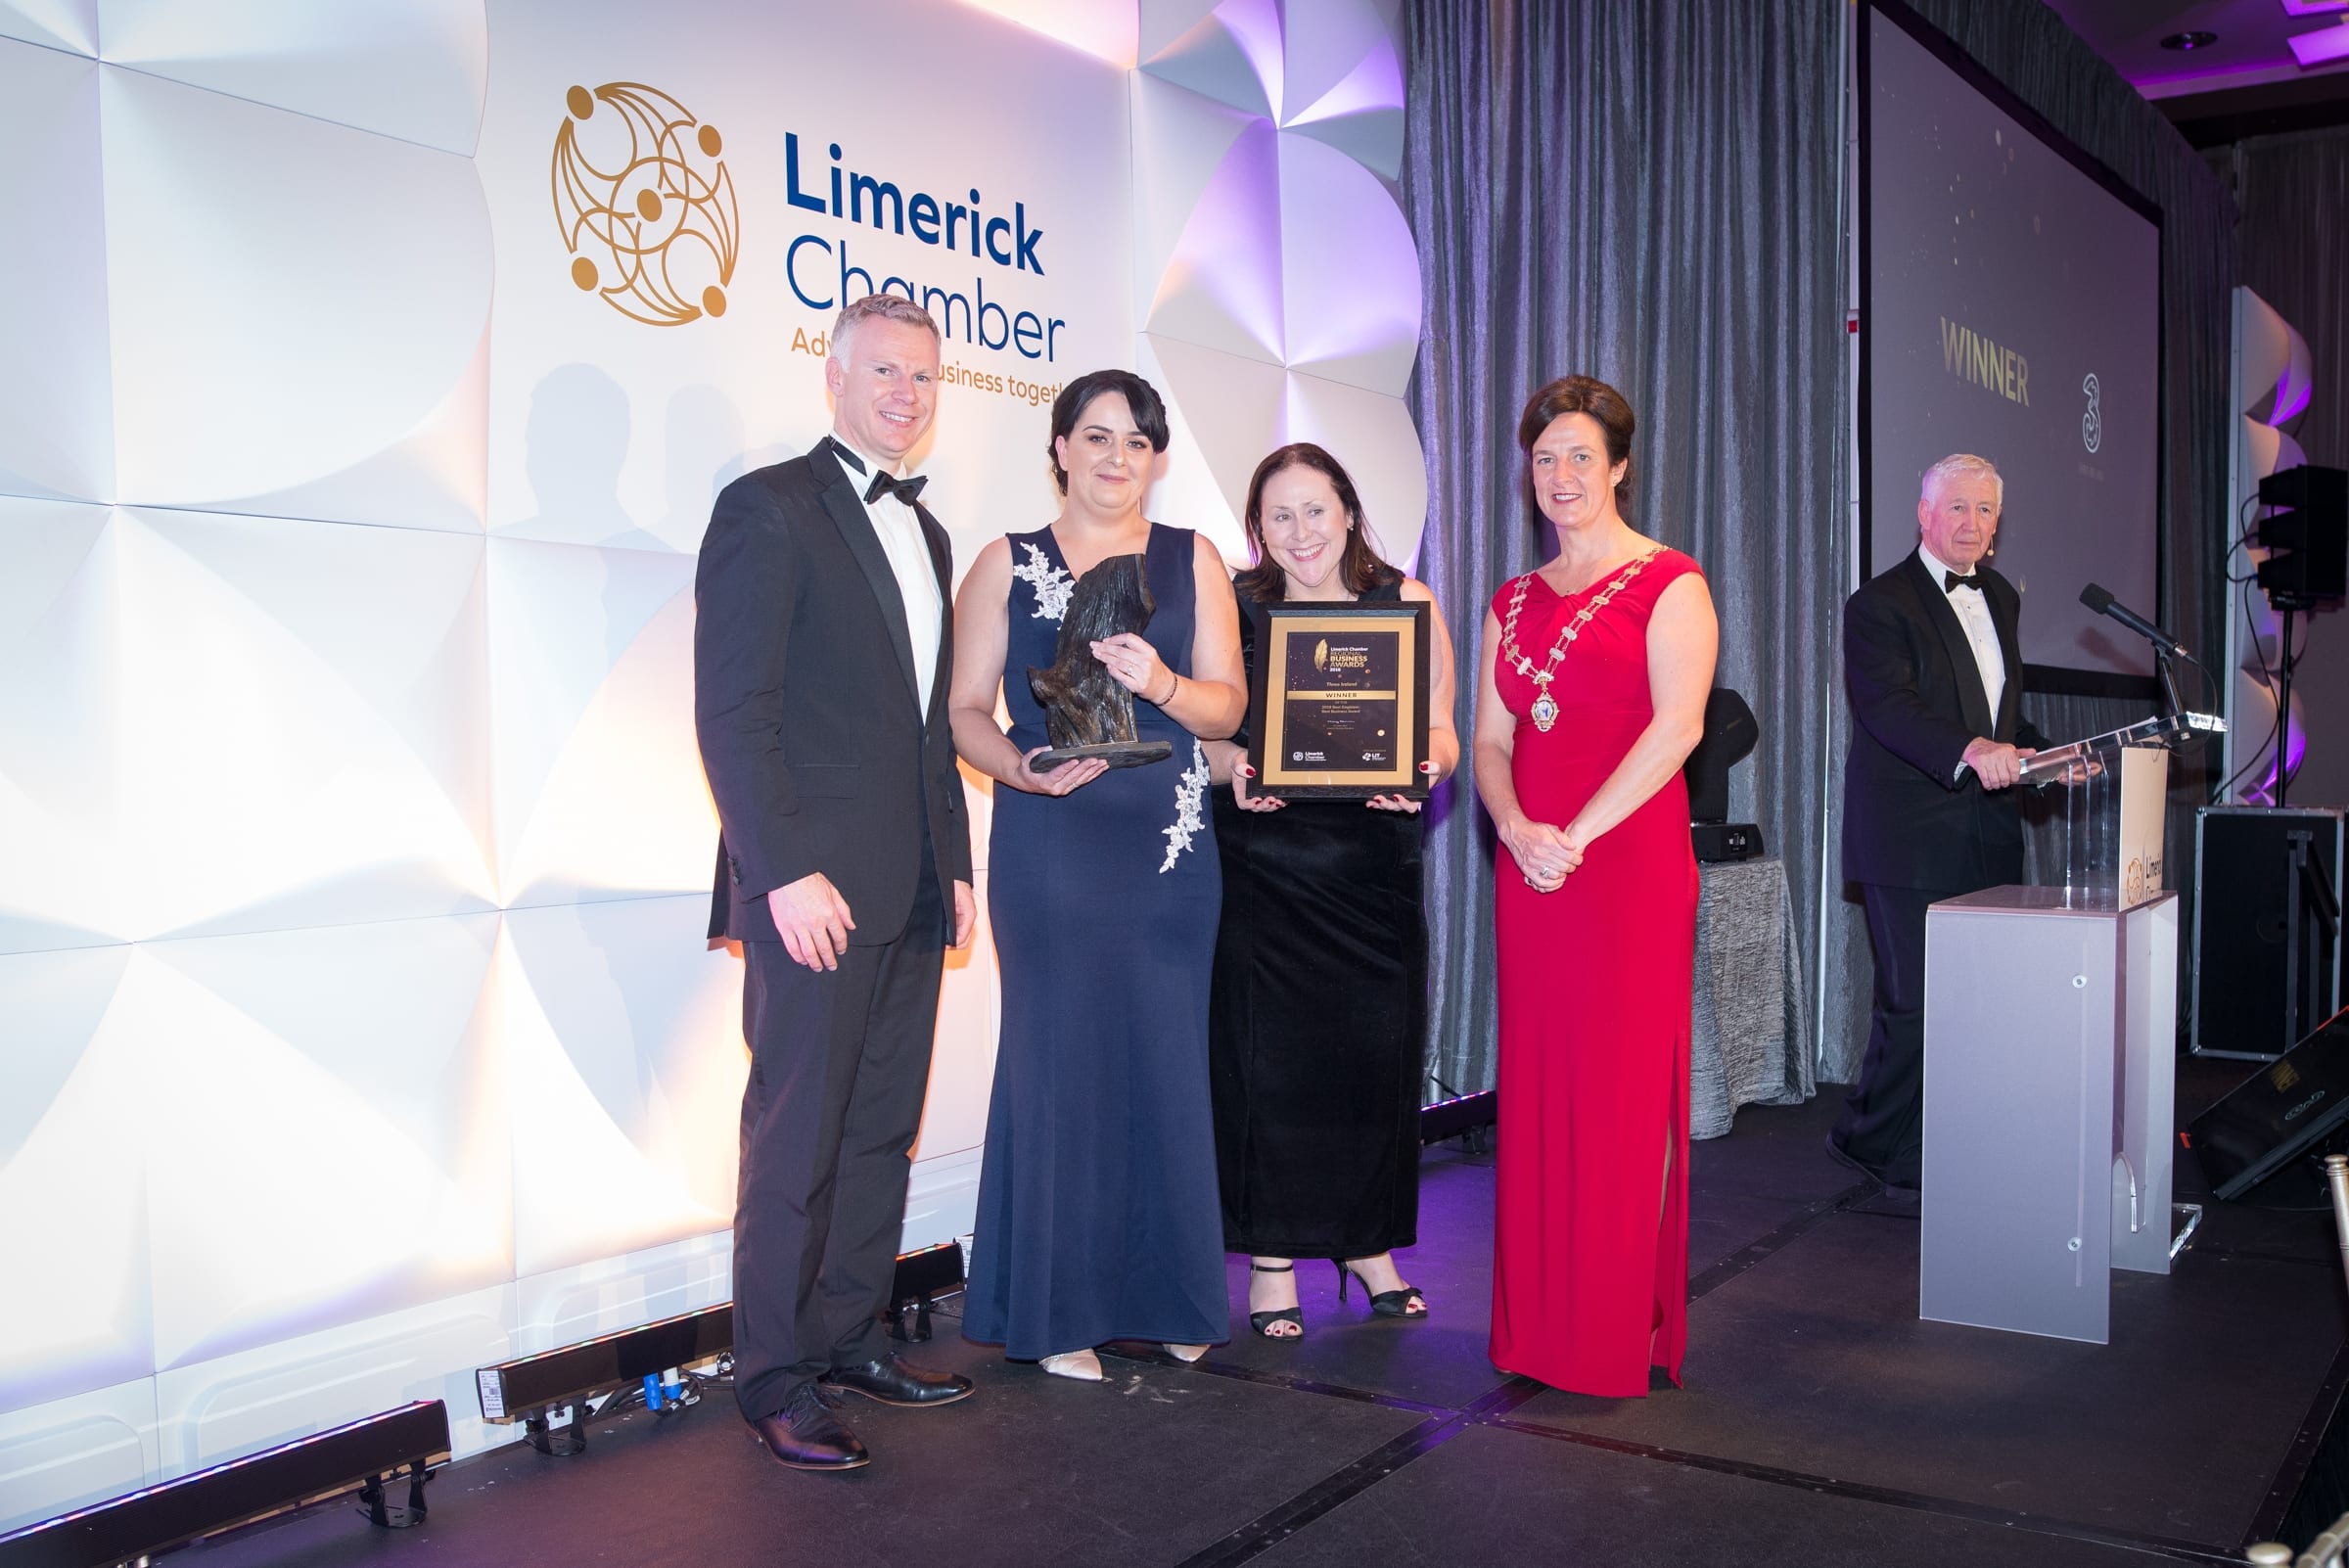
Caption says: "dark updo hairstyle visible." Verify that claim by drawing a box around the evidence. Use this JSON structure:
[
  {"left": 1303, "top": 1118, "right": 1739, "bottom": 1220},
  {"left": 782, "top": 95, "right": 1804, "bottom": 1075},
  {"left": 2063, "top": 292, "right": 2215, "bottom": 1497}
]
[
  {"left": 1047, "top": 369, "right": 1171, "bottom": 493},
  {"left": 1517, "top": 375, "right": 1636, "bottom": 513},
  {"left": 1233, "top": 442, "right": 1404, "bottom": 603}
]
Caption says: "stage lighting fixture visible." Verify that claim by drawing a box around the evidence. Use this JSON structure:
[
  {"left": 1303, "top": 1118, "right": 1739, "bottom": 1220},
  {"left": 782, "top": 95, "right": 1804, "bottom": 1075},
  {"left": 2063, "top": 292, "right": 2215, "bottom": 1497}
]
[
  {"left": 1420, "top": 1088, "right": 1497, "bottom": 1147},
  {"left": 2159, "top": 29, "right": 2219, "bottom": 50},
  {"left": 0, "top": 1402, "right": 449, "bottom": 1568},
  {"left": 1685, "top": 688, "right": 1765, "bottom": 861},
  {"left": 476, "top": 1243, "right": 969, "bottom": 1454}
]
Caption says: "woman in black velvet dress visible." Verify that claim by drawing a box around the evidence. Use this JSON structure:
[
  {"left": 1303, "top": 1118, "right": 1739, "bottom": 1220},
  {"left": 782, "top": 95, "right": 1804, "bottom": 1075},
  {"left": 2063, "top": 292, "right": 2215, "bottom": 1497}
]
[{"left": 1205, "top": 443, "right": 1459, "bottom": 1339}]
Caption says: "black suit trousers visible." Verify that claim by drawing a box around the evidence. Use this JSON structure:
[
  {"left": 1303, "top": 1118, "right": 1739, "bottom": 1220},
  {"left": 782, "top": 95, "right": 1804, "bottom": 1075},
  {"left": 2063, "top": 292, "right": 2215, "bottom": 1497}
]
[
  {"left": 732, "top": 853, "right": 944, "bottom": 1421},
  {"left": 1832, "top": 883, "right": 1941, "bottom": 1188}
]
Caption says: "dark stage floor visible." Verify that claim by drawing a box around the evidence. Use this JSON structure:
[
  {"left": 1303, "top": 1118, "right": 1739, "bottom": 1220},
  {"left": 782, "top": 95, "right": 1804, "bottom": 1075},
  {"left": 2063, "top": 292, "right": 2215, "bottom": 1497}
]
[{"left": 178, "top": 1070, "right": 2348, "bottom": 1568}]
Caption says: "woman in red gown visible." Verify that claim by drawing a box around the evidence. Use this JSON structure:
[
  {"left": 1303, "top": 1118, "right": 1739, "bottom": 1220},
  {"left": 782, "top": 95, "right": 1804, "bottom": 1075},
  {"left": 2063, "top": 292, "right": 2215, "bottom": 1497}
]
[{"left": 1473, "top": 376, "right": 1718, "bottom": 1397}]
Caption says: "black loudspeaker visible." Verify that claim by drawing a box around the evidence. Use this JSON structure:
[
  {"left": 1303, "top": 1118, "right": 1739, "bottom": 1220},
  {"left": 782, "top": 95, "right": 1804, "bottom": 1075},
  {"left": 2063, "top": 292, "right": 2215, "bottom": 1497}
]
[
  {"left": 2191, "top": 806, "right": 2345, "bottom": 1059},
  {"left": 2188, "top": 1007, "right": 2349, "bottom": 1199},
  {"left": 2256, "top": 465, "right": 2348, "bottom": 612}
]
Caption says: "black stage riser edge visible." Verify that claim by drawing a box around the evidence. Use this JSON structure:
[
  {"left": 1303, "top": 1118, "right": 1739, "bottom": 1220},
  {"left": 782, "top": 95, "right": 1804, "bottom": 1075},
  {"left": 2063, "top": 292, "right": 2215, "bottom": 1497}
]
[
  {"left": 1419, "top": 1091, "right": 1496, "bottom": 1145},
  {"left": 0, "top": 1401, "right": 449, "bottom": 1568},
  {"left": 479, "top": 1243, "right": 966, "bottom": 1420}
]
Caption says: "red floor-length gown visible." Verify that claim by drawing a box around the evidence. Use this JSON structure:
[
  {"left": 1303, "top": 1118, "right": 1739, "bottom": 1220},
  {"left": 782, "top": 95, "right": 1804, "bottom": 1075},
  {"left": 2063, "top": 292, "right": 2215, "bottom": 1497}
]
[{"left": 1489, "top": 548, "right": 1701, "bottom": 1397}]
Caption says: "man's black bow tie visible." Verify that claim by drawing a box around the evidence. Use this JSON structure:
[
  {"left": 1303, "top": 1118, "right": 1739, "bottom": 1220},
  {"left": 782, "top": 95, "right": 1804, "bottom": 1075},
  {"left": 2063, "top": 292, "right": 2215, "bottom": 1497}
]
[
  {"left": 864, "top": 470, "right": 928, "bottom": 506},
  {"left": 824, "top": 438, "right": 928, "bottom": 506},
  {"left": 1944, "top": 571, "right": 1983, "bottom": 592}
]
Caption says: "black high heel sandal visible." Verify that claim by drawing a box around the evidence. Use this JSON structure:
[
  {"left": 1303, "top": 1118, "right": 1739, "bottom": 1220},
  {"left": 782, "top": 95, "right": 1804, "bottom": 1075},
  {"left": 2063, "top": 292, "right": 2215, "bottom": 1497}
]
[
  {"left": 1336, "top": 1259, "right": 1428, "bottom": 1319},
  {"left": 1248, "top": 1262, "right": 1305, "bottom": 1340}
]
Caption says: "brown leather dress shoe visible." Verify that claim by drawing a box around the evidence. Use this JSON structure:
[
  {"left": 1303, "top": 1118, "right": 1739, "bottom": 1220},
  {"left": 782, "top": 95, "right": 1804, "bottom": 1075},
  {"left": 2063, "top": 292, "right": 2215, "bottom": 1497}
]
[
  {"left": 747, "top": 1381, "right": 869, "bottom": 1471},
  {"left": 820, "top": 1353, "right": 976, "bottom": 1407}
]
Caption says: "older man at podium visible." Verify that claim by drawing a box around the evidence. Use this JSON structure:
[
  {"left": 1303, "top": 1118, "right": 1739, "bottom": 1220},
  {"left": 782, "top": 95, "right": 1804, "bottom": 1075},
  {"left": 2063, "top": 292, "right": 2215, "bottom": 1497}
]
[{"left": 1831, "top": 453, "right": 2050, "bottom": 1191}]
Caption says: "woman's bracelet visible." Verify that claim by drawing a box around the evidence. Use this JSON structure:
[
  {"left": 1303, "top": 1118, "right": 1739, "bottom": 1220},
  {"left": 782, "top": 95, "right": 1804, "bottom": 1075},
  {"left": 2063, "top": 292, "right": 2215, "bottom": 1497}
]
[{"left": 1152, "top": 670, "right": 1179, "bottom": 706}]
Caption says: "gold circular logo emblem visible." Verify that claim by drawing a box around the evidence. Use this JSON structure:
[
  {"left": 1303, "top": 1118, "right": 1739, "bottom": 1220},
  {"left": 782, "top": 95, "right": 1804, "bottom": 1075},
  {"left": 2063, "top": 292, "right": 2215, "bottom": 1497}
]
[
  {"left": 552, "top": 82, "right": 739, "bottom": 327},
  {"left": 2125, "top": 856, "right": 2145, "bottom": 905}
]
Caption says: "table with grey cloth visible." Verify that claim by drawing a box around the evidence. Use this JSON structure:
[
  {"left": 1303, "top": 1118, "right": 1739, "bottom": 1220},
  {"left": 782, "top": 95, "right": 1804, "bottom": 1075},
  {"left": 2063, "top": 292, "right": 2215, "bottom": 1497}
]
[{"left": 1691, "top": 855, "right": 1816, "bottom": 1138}]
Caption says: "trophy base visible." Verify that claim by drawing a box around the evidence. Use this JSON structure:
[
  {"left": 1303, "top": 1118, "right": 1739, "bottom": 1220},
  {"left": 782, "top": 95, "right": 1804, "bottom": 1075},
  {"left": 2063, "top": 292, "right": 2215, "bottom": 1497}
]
[{"left": 1033, "top": 740, "right": 1174, "bottom": 771}]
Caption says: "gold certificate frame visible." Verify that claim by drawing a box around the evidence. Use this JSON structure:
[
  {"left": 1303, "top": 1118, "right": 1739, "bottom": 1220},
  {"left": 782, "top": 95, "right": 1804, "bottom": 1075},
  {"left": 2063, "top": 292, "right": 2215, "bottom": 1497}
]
[{"left": 1246, "top": 601, "right": 1431, "bottom": 799}]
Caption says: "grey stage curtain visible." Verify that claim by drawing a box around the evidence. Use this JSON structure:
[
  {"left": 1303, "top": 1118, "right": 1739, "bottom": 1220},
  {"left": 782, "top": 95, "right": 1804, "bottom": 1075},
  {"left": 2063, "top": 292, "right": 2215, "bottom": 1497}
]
[
  {"left": 1896, "top": 0, "right": 2236, "bottom": 1060},
  {"left": 1403, "top": 0, "right": 2235, "bottom": 1095},
  {"left": 1402, "top": 0, "right": 1847, "bottom": 1095}
]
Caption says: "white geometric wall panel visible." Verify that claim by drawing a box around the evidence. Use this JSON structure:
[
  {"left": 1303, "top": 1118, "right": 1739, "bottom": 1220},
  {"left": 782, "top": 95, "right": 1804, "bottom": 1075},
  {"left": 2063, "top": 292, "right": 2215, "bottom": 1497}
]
[
  {"left": 136, "top": 917, "right": 509, "bottom": 1372},
  {"left": 0, "top": 944, "right": 149, "bottom": 1408},
  {"left": 0, "top": 40, "right": 110, "bottom": 504},
  {"left": 0, "top": 0, "right": 1421, "bottom": 1532},
  {"left": 0, "top": 1, "right": 96, "bottom": 56},
  {"left": 500, "top": 896, "right": 743, "bottom": 1278},
  {"left": 0, "top": 497, "right": 123, "bottom": 953},
  {"left": 0, "top": 1379, "right": 157, "bottom": 1534},
  {"left": 100, "top": 67, "right": 491, "bottom": 530},
  {"left": 115, "top": 509, "right": 494, "bottom": 942},
  {"left": 1133, "top": 0, "right": 1425, "bottom": 571},
  {"left": 486, "top": 539, "right": 708, "bottom": 907},
  {"left": 94, "top": 0, "right": 488, "bottom": 157}
]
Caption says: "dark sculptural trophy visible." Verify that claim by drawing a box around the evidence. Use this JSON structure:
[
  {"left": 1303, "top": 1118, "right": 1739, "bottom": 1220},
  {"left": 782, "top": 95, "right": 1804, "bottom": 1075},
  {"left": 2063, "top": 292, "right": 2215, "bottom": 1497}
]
[{"left": 1028, "top": 553, "right": 1174, "bottom": 770}]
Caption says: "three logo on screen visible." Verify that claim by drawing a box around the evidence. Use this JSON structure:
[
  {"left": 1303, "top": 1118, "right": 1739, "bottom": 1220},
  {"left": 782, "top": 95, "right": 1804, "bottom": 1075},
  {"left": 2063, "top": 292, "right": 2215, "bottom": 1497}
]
[
  {"left": 552, "top": 82, "right": 740, "bottom": 328},
  {"left": 2082, "top": 372, "right": 2102, "bottom": 455}
]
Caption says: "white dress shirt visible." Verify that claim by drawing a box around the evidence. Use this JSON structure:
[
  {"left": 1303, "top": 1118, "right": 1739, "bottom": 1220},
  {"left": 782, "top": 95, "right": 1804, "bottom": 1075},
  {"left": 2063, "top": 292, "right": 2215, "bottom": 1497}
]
[
  {"left": 1919, "top": 542, "right": 2004, "bottom": 724},
  {"left": 834, "top": 434, "right": 943, "bottom": 715}
]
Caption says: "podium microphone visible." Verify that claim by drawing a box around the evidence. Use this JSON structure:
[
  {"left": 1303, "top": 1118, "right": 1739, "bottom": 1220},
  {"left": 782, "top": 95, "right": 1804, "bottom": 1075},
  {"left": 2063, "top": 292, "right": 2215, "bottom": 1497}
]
[{"left": 2079, "top": 583, "right": 2188, "bottom": 657}]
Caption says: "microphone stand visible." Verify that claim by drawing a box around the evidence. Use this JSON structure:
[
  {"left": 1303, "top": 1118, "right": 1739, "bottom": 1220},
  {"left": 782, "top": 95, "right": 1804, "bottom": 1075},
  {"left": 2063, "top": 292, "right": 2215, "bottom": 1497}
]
[{"left": 2152, "top": 642, "right": 2185, "bottom": 722}]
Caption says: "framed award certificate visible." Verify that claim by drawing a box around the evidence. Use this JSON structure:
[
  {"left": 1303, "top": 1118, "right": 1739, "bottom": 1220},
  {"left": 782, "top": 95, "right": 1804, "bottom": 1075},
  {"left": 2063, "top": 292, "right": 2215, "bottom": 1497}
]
[{"left": 1245, "top": 601, "right": 1431, "bottom": 799}]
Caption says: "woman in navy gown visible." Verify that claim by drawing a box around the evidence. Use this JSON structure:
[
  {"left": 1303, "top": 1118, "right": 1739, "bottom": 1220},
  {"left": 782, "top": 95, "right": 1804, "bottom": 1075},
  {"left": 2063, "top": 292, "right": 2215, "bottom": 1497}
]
[{"left": 948, "top": 370, "right": 1248, "bottom": 1380}]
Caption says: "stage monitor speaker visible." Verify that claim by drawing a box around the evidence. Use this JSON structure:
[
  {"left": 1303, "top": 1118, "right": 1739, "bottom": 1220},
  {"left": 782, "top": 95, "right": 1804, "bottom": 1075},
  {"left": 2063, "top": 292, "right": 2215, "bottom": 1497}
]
[
  {"left": 2191, "top": 806, "right": 2344, "bottom": 1059},
  {"left": 2255, "top": 464, "right": 2348, "bottom": 611},
  {"left": 2187, "top": 1006, "right": 2349, "bottom": 1199}
]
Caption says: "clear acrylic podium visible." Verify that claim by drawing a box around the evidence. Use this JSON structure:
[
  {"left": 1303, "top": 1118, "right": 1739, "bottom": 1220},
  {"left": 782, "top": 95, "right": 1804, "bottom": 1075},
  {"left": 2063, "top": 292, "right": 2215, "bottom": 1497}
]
[{"left": 1918, "top": 712, "right": 2224, "bottom": 1344}]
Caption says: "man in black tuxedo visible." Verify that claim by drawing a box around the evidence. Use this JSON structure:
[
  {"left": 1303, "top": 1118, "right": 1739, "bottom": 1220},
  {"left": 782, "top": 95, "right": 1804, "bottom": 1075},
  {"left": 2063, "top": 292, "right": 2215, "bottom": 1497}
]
[
  {"left": 695, "top": 294, "right": 977, "bottom": 1471},
  {"left": 1832, "top": 453, "right": 2050, "bottom": 1191}
]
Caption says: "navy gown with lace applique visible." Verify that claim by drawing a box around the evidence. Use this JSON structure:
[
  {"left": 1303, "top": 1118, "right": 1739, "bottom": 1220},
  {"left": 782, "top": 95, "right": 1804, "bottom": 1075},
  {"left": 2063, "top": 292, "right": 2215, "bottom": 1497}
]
[{"left": 961, "top": 521, "right": 1230, "bottom": 1358}]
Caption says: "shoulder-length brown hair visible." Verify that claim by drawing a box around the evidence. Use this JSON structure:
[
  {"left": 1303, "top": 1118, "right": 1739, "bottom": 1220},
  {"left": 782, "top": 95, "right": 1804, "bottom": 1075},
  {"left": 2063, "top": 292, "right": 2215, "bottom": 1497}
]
[{"left": 1232, "top": 443, "right": 1404, "bottom": 602}]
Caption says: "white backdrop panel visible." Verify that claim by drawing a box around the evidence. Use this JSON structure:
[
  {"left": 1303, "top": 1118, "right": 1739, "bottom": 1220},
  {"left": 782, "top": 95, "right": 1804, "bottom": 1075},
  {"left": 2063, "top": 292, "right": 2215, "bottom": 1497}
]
[
  {"left": 501, "top": 896, "right": 743, "bottom": 1278},
  {"left": 0, "top": 498, "right": 126, "bottom": 953},
  {"left": 0, "top": 40, "right": 111, "bottom": 505},
  {"left": 0, "top": 945, "right": 149, "bottom": 1407},
  {"left": 150, "top": 1283, "right": 511, "bottom": 1480},
  {"left": 513, "top": 1231, "right": 730, "bottom": 1364},
  {"left": 99, "top": 66, "right": 490, "bottom": 527},
  {"left": 0, "top": 0, "right": 92, "bottom": 55},
  {"left": 110, "top": 509, "right": 495, "bottom": 942},
  {"left": 95, "top": 0, "right": 488, "bottom": 157},
  {"left": 135, "top": 917, "right": 507, "bottom": 1372},
  {"left": 485, "top": 537, "right": 707, "bottom": 906},
  {"left": 0, "top": 1380, "right": 156, "bottom": 1533},
  {"left": 1277, "top": 131, "right": 1419, "bottom": 394}
]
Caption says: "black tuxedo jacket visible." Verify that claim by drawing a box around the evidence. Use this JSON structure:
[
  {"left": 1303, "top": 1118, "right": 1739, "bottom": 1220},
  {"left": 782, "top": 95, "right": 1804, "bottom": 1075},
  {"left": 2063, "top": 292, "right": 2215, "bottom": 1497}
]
[
  {"left": 694, "top": 440, "right": 972, "bottom": 945},
  {"left": 1841, "top": 549, "right": 2050, "bottom": 893}
]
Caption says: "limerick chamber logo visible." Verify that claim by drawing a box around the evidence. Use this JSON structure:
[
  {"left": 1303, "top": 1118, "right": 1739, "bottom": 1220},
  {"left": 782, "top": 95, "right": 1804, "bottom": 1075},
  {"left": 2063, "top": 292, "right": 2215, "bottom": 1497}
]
[
  {"left": 552, "top": 82, "right": 739, "bottom": 327},
  {"left": 2081, "top": 372, "right": 2102, "bottom": 454}
]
